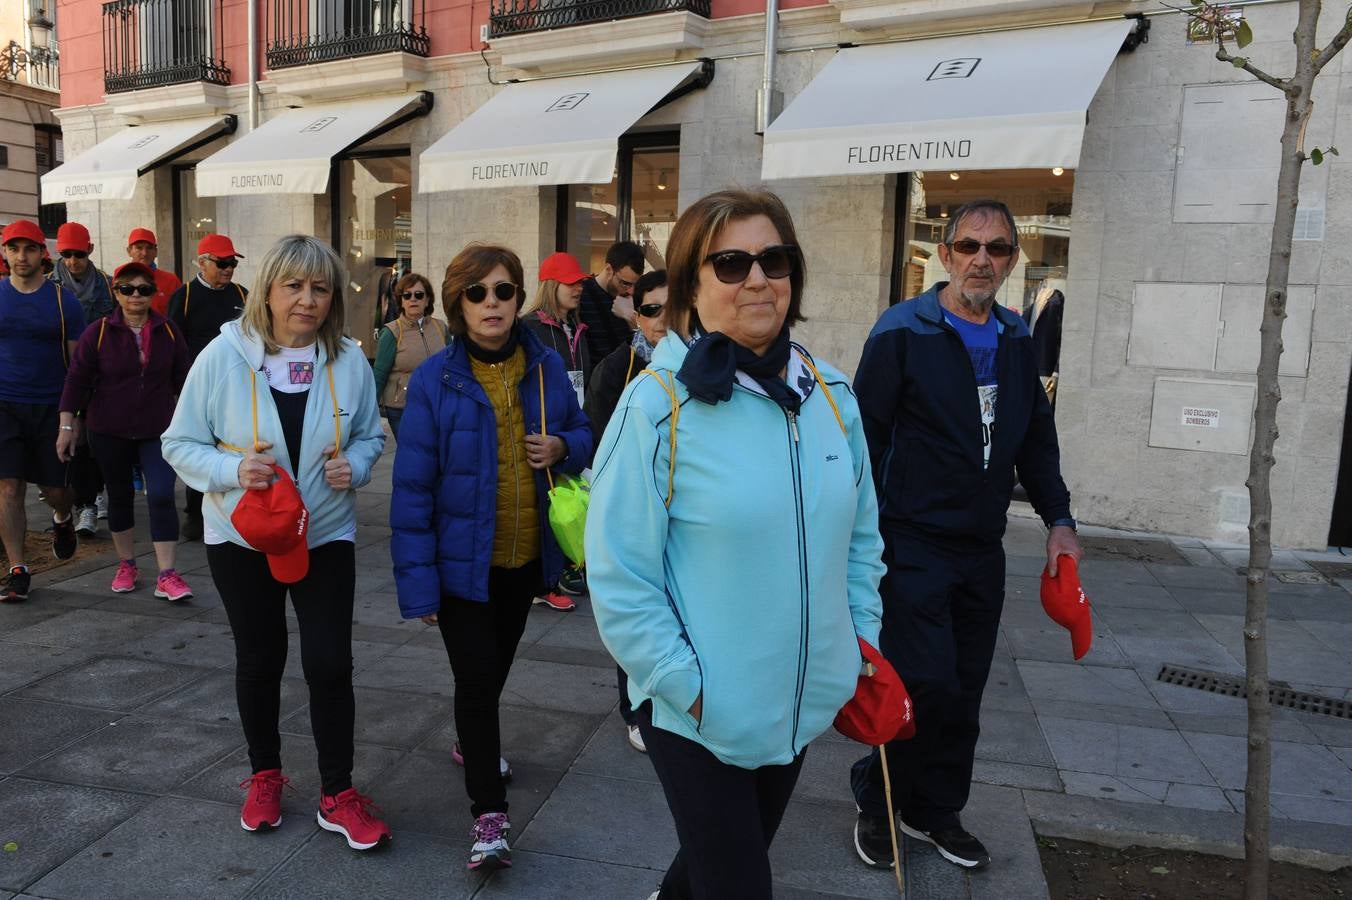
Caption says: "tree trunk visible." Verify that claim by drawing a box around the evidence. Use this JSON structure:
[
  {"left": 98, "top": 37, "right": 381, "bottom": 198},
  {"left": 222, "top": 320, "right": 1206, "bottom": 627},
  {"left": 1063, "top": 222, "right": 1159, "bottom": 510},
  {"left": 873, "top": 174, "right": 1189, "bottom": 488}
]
[{"left": 1243, "top": 6, "right": 1319, "bottom": 897}]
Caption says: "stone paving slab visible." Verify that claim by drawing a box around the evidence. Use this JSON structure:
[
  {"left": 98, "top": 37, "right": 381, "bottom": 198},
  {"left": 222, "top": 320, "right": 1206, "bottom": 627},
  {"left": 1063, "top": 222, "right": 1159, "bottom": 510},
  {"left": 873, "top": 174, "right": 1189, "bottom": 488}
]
[
  {"left": 0, "top": 777, "right": 150, "bottom": 893},
  {"left": 27, "top": 795, "right": 313, "bottom": 900},
  {"left": 517, "top": 771, "right": 675, "bottom": 871},
  {"left": 252, "top": 830, "right": 487, "bottom": 899},
  {"left": 0, "top": 700, "right": 116, "bottom": 776},
  {"left": 474, "top": 851, "right": 659, "bottom": 900},
  {"left": 14, "top": 655, "right": 201, "bottom": 712}
]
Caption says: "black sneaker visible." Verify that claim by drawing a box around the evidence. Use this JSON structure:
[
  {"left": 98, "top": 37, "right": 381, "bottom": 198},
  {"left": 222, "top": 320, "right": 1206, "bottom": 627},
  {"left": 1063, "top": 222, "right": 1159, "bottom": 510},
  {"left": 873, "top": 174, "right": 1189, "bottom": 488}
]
[
  {"left": 2, "top": 566, "right": 31, "bottom": 602},
  {"left": 52, "top": 515, "right": 77, "bottom": 561},
  {"left": 853, "top": 810, "right": 895, "bottom": 869},
  {"left": 557, "top": 565, "right": 585, "bottom": 596},
  {"left": 897, "top": 818, "right": 990, "bottom": 868}
]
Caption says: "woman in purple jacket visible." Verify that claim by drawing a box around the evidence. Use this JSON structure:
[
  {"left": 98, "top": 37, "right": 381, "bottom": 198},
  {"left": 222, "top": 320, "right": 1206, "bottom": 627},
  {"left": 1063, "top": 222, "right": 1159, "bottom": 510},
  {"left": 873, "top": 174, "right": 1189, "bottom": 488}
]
[{"left": 57, "top": 261, "right": 192, "bottom": 599}]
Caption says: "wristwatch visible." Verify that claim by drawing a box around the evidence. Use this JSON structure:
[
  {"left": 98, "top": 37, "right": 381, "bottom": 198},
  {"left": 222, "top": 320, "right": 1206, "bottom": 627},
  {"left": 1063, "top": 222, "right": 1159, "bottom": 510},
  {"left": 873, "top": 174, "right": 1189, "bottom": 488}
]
[
  {"left": 59, "top": 425, "right": 74, "bottom": 432},
  {"left": 1049, "top": 517, "right": 1077, "bottom": 531}
]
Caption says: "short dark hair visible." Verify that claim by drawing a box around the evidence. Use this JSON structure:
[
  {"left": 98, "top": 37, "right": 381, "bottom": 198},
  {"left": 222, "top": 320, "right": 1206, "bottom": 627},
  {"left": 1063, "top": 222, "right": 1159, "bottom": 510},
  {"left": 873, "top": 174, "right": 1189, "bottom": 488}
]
[
  {"left": 943, "top": 199, "right": 1019, "bottom": 248},
  {"left": 632, "top": 269, "right": 667, "bottom": 308},
  {"left": 605, "top": 241, "right": 645, "bottom": 275},
  {"left": 665, "top": 188, "right": 806, "bottom": 340},
  {"left": 394, "top": 272, "right": 436, "bottom": 317},
  {"left": 441, "top": 244, "right": 525, "bottom": 337}
]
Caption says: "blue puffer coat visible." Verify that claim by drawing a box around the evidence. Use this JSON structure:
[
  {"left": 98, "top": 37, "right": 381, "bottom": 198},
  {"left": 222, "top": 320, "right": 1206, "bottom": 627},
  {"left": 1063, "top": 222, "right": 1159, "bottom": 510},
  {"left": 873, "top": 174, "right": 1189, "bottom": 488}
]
[{"left": 390, "top": 325, "right": 593, "bottom": 618}]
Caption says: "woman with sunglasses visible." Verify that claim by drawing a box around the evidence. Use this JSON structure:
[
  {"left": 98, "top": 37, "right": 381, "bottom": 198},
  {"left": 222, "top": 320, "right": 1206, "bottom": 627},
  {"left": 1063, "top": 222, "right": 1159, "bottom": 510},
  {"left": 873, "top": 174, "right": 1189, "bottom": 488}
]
[
  {"left": 390, "top": 244, "right": 592, "bottom": 873},
  {"left": 522, "top": 252, "right": 592, "bottom": 407},
  {"left": 585, "top": 189, "right": 885, "bottom": 900},
  {"left": 372, "top": 273, "right": 447, "bottom": 441},
  {"left": 57, "top": 262, "right": 193, "bottom": 599}
]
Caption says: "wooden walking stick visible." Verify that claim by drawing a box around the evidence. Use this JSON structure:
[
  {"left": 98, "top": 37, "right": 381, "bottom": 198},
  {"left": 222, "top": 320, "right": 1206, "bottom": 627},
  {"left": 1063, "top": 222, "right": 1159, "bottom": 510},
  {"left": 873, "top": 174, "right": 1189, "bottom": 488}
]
[{"left": 879, "top": 740, "right": 905, "bottom": 895}]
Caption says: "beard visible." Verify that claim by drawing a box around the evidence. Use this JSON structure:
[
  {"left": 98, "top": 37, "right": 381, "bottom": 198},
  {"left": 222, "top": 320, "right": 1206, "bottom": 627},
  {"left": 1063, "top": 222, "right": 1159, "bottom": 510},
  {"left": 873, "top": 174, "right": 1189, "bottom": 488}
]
[{"left": 955, "top": 279, "right": 999, "bottom": 315}]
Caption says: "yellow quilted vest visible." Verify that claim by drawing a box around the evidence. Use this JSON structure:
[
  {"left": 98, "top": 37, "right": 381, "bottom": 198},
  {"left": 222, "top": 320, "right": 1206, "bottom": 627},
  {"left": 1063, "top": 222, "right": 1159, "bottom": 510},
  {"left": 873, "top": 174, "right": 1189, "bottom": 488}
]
[{"left": 471, "top": 348, "right": 540, "bottom": 568}]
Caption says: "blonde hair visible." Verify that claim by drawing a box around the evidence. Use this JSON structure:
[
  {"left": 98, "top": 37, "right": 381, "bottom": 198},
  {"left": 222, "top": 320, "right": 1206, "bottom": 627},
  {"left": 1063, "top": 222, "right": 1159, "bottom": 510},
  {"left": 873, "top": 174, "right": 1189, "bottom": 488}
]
[
  {"left": 241, "top": 234, "right": 348, "bottom": 359},
  {"left": 522, "top": 279, "right": 574, "bottom": 323}
]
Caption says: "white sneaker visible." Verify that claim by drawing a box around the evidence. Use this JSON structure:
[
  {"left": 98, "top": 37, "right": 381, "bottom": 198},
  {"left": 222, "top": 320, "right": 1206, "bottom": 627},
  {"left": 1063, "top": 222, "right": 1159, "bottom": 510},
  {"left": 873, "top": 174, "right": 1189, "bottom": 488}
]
[
  {"left": 75, "top": 506, "right": 98, "bottom": 537},
  {"left": 627, "top": 724, "right": 647, "bottom": 753},
  {"left": 95, "top": 492, "right": 108, "bottom": 520}
]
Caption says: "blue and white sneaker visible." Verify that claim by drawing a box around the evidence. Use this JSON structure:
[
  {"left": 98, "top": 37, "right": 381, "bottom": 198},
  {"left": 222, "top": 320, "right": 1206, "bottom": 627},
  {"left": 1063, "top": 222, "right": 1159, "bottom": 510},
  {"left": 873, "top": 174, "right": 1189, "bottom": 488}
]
[{"left": 468, "top": 812, "right": 511, "bottom": 871}]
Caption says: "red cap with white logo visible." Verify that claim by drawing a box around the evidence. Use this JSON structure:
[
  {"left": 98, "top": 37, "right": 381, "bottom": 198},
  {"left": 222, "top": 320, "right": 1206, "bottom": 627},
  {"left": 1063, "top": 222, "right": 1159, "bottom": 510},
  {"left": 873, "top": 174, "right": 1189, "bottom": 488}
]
[
  {"left": 1040, "top": 555, "right": 1093, "bottom": 660},
  {"left": 231, "top": 464, "right": 309, "bottom": 583}
]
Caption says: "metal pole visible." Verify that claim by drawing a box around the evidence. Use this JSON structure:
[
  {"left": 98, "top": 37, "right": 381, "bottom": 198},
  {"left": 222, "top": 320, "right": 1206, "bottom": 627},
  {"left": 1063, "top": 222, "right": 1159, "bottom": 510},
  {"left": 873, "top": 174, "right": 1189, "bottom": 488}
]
[
  {"left": 247, "top": 0, "right": 258, "bottom": 129},
  {"left": 755, "top": 0, "right": 779, "bottom": 135}
]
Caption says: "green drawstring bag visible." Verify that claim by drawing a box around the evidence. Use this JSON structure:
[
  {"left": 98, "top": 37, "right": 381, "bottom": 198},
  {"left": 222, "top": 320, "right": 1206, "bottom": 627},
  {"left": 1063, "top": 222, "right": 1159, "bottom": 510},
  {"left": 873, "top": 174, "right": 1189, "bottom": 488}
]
[
  {"left": 547, "top": 473, "right": 590, "bottom": 565},
  {"left": 539, "top": 368, "right": 589, "bottom": 565}
]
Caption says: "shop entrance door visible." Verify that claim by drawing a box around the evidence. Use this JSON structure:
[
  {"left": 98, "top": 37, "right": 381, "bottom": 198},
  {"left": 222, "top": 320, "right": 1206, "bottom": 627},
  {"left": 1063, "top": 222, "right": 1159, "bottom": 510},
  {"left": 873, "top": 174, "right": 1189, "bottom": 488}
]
[{"left": 1328, "top": 361, "right": 1352, "bottom": 547}]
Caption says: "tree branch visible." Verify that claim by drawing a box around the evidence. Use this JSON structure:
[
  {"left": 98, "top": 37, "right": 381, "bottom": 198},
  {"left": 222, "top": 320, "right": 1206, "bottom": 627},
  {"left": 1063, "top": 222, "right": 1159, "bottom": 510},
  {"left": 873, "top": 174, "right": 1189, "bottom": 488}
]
[
  {"left": 1215, "top": 44, "right": 1292, "bottom": 94},
  {"left": 1313, "top": 17, "right": 1352, "bottom": 73}
]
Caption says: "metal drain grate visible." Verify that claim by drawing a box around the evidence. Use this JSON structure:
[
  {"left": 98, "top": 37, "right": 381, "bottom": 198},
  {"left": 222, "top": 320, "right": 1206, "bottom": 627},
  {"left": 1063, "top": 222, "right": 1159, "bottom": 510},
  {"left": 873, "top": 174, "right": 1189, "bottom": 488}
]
[
  {"left": 1307, "top": 560, "right": 1352, "bottom": 581},
  {"left": 1157, "top": 664, "right": 1352, "bottom": 720}
]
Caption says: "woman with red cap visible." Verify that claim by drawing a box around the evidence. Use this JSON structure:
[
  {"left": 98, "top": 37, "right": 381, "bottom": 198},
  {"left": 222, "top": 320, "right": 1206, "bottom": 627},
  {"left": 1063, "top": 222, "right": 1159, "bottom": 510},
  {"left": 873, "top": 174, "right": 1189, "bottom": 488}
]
[{"left": 57, "top": 262, "right": 192, "bottom": 599}]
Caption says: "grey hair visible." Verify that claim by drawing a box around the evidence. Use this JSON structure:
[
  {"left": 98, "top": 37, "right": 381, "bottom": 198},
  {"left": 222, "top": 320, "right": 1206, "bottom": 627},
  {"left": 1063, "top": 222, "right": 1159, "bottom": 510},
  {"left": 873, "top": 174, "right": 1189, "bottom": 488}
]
[
  {"left": 240, "top": 234, "right": 348, "bottom": 359},
  {"left": 942, "top": 199, "right": 1019, "bottom": 248}
]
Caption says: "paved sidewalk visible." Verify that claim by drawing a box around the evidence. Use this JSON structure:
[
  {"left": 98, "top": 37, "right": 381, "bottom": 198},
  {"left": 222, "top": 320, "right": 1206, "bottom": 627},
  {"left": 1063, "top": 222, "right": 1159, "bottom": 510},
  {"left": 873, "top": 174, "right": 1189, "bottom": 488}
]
[{"left": 3, "top": 452, "right": 1351, "bottom": 899}]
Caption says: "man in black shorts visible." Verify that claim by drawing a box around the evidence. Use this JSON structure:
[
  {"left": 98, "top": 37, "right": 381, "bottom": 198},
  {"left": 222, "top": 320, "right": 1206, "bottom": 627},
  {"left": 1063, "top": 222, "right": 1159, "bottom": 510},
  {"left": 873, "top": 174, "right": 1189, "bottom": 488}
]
[{"left": 0, "top": 219, "right": 87, "bottom": 601}]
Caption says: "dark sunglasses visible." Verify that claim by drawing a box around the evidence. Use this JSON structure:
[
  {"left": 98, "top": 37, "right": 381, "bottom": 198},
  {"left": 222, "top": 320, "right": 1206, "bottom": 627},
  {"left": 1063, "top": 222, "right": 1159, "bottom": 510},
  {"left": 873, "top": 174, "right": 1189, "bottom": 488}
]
[
  {"left": 401, "top": 289, "right": 427, "bottom": 300},
  {"left": 115, "top": 283, "right": 156, "bottom": 297},
  {"left": 704, "top": 245, "right": 798, "bottom": 284},
  {"left": 946, "top": 239, "right": 1016, "bottom": 259},
  {"left": 637, "top": 303, "right": 665, "bottom": 319},
  {"left": 207, "top": 256, "right": 239, "bottom": 269},
  {"left": 463, "top": 282, "right": 519, "bottom": 304},
  {"left": 60, "top": 250, "right": 89, "bottom": 260}
]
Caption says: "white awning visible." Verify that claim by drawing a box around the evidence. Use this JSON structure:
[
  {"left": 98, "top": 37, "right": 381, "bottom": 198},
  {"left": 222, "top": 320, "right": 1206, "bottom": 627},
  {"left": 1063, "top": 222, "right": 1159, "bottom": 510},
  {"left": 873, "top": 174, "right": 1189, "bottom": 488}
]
[
  {"left": 195, "top": 93, "right": 428, "bottom": 197},
  {"left": 761, "top": 19, "right": 1132, "bottom": 180},
  {"left": 40, "top": 116, "right": 233, "bottom": 205},
  {"left": 419, "top": 61, "right": 705, "bottom": 193}
]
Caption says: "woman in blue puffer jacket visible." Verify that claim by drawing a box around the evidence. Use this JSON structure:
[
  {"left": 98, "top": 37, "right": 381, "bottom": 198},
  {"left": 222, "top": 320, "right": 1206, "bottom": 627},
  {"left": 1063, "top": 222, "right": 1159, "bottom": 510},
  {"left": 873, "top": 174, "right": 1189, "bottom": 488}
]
[{"left": 389, "top": 243, "right": 592, "bottom": 874}]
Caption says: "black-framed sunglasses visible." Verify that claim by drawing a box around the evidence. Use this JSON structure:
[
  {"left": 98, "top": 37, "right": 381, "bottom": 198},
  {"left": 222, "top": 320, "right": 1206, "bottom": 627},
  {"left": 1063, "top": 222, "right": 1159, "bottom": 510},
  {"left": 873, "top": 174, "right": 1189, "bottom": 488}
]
[
  {"left": 637, "top": 303, "right": 665, "bottom": 319},
  {"left": 463, "top": 282, "right": 519, "bottom": 304},
  {"left": 401, "top": 289, "right": 427, "bottom": 300},
  {"left": 207, "top": 256, "right": 239, "bottom": 269},
  {"left": 704, "top": 245, "right": 798, "bottom": 284},
  {"left": 946, "top": 239, "right": 1017, "bottom": 259},
  {"left": 115, "top": 283, "right": 156, "bottom": 297},
  {"left": 60, "top": 250, "right": 89, "bottom": 260}
]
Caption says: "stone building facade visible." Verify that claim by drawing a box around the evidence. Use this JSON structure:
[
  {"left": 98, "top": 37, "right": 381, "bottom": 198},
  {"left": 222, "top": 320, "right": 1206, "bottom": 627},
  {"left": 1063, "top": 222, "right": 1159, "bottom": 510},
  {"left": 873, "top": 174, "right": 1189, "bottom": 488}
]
[{"left": 46, "top": 0, "right": 1352, "bottom": 548}]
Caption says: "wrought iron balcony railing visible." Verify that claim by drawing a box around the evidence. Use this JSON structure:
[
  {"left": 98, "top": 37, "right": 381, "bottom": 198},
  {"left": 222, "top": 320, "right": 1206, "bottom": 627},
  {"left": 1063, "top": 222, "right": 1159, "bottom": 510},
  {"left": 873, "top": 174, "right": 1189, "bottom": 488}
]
[
  {"left": 489, "top": 0, "right": 710, "bottom": 39},
  {"left": 266, "top": 0, "right": 429, "bottom": 70},
  {"left": 102, "top": 0, "right": 230, "bottom": 94}
]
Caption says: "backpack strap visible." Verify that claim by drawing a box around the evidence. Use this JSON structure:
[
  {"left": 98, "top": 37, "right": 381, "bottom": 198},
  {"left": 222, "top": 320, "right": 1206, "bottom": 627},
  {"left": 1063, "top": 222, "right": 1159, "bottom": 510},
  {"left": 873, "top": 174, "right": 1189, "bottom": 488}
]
[
  {"left": 56, "top": 284, "right": 68, "bottom": 368},
  {"left": 97, "top": 316, "right": 107, "bottom": 351},
  {"left": 183, "top": 279, "right": 191, "bottom": 318},
  {"left": 539, "top": 366, "right": 554, "bottom": 492},
  {"left": 623, "top": 346, "right": 636, "bottom": 384},
  {"left": 640, "top": 368, "right": 680, "bottom": 509}
]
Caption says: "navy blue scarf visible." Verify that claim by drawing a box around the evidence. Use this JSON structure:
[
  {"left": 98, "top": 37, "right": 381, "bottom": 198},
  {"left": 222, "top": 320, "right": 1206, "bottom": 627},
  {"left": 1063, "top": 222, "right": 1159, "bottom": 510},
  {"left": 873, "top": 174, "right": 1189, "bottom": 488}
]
[{"left": 676, "top": 326, "right": 799, "bottom": 414}]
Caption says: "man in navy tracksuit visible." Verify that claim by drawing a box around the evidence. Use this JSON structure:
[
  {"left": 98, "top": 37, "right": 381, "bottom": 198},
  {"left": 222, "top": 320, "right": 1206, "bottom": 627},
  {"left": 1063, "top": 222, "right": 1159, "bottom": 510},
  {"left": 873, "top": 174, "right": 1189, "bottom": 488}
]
[{"left": 850, "top": 199, "right": 1081, "bottom": 871}]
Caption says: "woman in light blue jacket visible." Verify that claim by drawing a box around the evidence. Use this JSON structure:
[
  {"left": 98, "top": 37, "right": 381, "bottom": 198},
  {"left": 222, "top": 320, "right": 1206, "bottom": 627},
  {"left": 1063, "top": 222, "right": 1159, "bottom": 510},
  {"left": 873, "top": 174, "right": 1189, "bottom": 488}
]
[
  {"left": 585, "top": 189, "right": 885, "bottom": 900},
  {"left": 161, "top": 235, "right": 390, "bottom": 851}
]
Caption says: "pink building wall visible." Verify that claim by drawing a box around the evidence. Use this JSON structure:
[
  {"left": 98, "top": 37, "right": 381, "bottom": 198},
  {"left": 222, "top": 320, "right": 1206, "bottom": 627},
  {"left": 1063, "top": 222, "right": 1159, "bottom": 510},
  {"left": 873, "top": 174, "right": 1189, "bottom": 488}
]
[{"left": 57, "top": 0, "right": 816, "bottom": 110}]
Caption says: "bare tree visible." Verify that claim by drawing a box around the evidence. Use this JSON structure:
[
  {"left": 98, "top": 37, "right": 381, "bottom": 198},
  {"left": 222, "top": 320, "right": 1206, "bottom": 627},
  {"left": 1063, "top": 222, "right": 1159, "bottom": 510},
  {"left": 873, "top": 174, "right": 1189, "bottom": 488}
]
[{"left": 1177, "top": 2, "right": 1351, "bottom": 896}]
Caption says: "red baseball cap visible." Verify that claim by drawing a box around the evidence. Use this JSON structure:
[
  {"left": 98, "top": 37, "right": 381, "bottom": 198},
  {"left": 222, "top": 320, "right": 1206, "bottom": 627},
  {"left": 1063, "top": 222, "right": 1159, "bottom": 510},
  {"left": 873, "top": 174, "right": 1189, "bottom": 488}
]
[
  {"left": 198, "top": 233, "right": 243, "bottom": 259},
  {"left": 113, "top": 261, "right": 156, "bottom": 282},
  {"left": 1041, "top": 555, "right": 1093, "bottom": 660},
  {"left": 127, "top": 227, "right": 158, "bottom": 246},
  {"left": 2, "top": 219, "right": 47, "bottom": 247},
  {"left": 231, "top": 465, "right": 310, "bottom": 583},
  {"left": 57, "top": 222, "right": 93, "bottom": 253},
  {"left": 834, "top": 636, "right": 916, "bottom": 746},
  {"left": 538, "top": 252, "right": 588, "bottom": 285}
]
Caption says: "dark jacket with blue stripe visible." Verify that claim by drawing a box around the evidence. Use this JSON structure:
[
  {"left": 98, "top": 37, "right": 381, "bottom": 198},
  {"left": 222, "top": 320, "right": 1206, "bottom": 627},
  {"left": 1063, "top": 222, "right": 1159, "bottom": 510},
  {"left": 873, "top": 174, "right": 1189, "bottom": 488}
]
[{"left": 854, "top": 282, "right": 1071, "bottom": 546}]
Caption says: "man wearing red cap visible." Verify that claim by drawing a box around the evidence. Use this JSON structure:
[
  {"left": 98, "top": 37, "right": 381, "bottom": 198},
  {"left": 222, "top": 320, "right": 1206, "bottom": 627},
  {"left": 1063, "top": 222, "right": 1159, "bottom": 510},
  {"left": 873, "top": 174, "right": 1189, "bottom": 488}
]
[
  {"left": 850, "top": 199, "right": 1082, "bottom": 872},
  {"left": 0, "top": 219, "right": 88, "bottom": 601},
  {"left": 167, "top": 233, "right": 248, "bottom": 540},
  {"left": 50, "top": 222, "right": 115, "bottom": 537},
  {"left": 127, "top": 227, "right": 182, "bottom": 317}
]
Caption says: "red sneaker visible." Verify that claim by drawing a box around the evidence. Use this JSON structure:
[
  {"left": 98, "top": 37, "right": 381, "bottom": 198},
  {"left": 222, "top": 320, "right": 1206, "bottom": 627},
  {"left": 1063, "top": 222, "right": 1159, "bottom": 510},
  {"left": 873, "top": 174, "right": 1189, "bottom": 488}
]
[
  {"left": 239, "top": 769, "right": 288, "bottom": 831},
  {"left": 317, "top": 788, "right": 391, "bottom": 850},
  {"left": 532, "top": 591, "right": 576, "bottom": 611}
]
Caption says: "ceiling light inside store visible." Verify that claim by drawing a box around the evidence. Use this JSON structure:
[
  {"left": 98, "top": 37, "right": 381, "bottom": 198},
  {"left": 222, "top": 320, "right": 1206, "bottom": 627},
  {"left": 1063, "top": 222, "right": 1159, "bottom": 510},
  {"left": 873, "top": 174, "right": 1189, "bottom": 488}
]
[
  {"left": 350, "top": 282, "right": 362, "bottom": 292},
  {"left": 657, "top": 170, "right": 669, "bottom": 191},
  {"left": 949, "top": 172, "right": 960, "bottom": 181},
  {"left": 1052, "top": 167, "right": 1065, "bottom": 176}
]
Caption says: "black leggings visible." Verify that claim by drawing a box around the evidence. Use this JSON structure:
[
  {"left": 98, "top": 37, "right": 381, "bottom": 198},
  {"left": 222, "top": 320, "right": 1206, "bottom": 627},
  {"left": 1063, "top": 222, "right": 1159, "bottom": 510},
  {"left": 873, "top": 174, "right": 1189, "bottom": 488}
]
[
  {"left": 639, "top": 704, "right": 806, "bottom": 900},
  {"left": 208, "top": 539, "right": 356, "bottom": 796},
  {"left": 88, "top": 432, "right": 177, "bottom": 542},
  {"left": 437, "top": 559, "right": 541, "bottom": 818}
]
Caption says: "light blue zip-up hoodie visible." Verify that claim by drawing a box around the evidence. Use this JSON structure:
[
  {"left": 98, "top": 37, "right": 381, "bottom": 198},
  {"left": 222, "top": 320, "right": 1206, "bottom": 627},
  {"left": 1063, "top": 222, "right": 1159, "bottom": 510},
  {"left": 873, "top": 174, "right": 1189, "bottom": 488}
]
[
  {"left": 161, "top": 320, "right": 385, "bottom": 549},
  {"left": 585, "top": 334, "right": 885, "bottom": 769}
]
